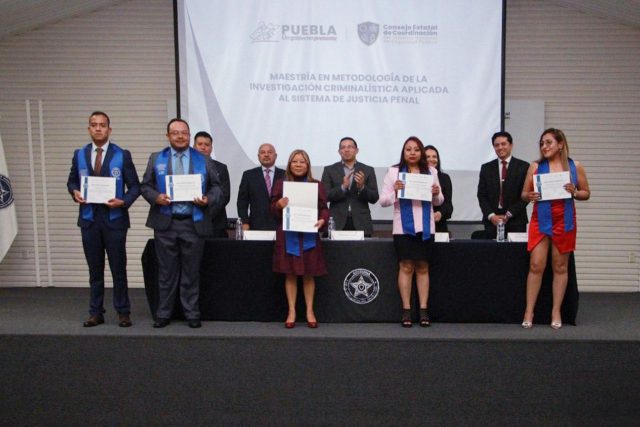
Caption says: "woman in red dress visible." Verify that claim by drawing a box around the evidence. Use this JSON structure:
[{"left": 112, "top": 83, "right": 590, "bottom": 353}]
[
  {"left": 521, "top": 128, "right": 590, "bottom": 329},
  {"left": 271, "top": 149, "right": 329, "bottom": 329}
]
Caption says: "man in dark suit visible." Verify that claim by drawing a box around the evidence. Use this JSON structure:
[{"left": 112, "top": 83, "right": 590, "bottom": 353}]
[
  {"left": 194, "top": 131, "right": 230, "bottom": 238},
  {"left": 67, "top": 111, "right": 140, "bottom": 327},
  {"left": 321, "top": 137, "right": 379, "bottom": 236},
  {"left": 477, "top": 131, "right": 529, "bottom": 239},
  {"left": 237, "top": 143, "right": 284, "bottom": 231},
  {"left": 141, "top": 119, "right": 222, "bottom": 328}
]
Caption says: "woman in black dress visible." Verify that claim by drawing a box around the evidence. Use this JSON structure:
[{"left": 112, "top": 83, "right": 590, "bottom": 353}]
[{"left": 425, "top": 145, "right": 453, "bottom": 233}]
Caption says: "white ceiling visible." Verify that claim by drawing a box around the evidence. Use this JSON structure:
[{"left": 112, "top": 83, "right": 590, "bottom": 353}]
[
  {"left": 0, "top": 0, "right": 123, "bottom": 40},
  {"left": 0, "top": 0, "right": 638, "bottom": 41}
]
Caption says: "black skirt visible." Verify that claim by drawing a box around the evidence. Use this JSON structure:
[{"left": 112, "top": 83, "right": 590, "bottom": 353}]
[{"left": 393, "top": 233, "right": 434, "bottom": 262}]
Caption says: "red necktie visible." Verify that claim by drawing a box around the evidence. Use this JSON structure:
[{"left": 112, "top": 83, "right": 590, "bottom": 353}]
[
  {"left": 93, "top": 147, "right": 103, "bottom": 176},
  {"left": 499, "top": 160, "right": 507, "bottom": 207},
  {"left": 264, "top": 168, "right": 272, "bottom": 195}
]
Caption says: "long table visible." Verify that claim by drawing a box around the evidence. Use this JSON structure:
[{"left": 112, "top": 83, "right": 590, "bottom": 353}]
[{"left": 142, "top": 239, "right": 578, "bottom": 324}]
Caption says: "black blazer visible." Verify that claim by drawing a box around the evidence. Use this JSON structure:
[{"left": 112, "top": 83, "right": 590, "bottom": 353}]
[
  {"left": 140, "top": 148, "right": 223, "bottom": 237},
  {"left": 434, "top": 171, "right": 453, "bottom": 233},
  {"left": 477, "top": 156, "right": 529, "bottom": 231},
  {"left": 211, "top": 159, "right": 230, "bottom": 235},
  {"left": 66, "top": 143, "right": 140, "bottom": 230},
  {"left": 237, "top": 166, "right": 285, "bottom": 230},
  {"left": 321, "top": 161, "right": 379, "bottom": 236}
]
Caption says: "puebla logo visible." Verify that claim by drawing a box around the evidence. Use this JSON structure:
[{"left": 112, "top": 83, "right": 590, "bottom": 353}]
[
  {"left": 0, "top": 175, "right": 14, "bottom": 209},
  {"left": 343, "top": 268, "right": 379, "bottom": 304}
]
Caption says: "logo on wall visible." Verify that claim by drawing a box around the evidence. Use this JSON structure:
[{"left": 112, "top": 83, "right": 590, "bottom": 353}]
[
  {"left": 251, "top": 22, "right": 337, "bottom": 42},
  {"left": 250, "top": 22, "right": 279, "bottom": 42},
  {"left": 0, "top": 175, "right": 14, "bottom": 209},
  {"left": 343, "top": 268, "right": 379, "bottom": 304},
  {"left": 358, "top": 22, "right": 379, "bottom": 46}
]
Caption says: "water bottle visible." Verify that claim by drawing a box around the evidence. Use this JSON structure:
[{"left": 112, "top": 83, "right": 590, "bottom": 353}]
[
  {"left": 235, "top": 218, "right": 243, "bottom": 240},
  {"left": 497, "top": 219, "right": 505, "bottom": 242},
  {"left": 328, "top": 216, "right": 335, "bottom": 239}
]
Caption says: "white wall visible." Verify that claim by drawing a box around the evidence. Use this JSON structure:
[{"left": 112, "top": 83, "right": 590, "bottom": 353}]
[
  {"left": 506, "top": 0, "right": 640, "bottom": 291},
  {"left": 0, "top": 0, "right": 638, "bottom": 291},
  {"left": 0, "top": 0, "right": 174, "bottom": 288}
]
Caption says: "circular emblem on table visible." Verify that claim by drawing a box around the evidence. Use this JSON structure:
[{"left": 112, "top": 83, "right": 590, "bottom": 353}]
[
  {"left": 111, "top": 167, "right": 121, "bottom": 178},
  {"left": 343, "top": 268, "right": 379, "bottom": 305},
  {"left": 0, "top": 174, "right": 14, "bottom": 209}
]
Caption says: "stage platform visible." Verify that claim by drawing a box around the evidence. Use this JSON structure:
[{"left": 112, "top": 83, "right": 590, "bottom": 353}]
[{"left": 1, "top": 288, "right": 639, "bottom": 426}]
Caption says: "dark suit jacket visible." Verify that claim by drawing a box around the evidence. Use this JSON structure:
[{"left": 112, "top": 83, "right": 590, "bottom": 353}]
[
  {"left": 66, "top": 142, "right": 140, "bottom": 229},
  {"left": 321, "top": 161, "right": 379, "bottom": 236},
  {"left": 140, "top": 148, "right": 223, "bottom": 237},
  {"left": 211, "top": 159, "right": 230, "bottom": 235},
  {"left": 434, "top": 171, "right": 453, "bottom": 233},
  {"left": 477, "top": 156, "right": 529, "bottom": 234},
  {"left": 237, "top": 166, "right": 285, "bottom": 230}
]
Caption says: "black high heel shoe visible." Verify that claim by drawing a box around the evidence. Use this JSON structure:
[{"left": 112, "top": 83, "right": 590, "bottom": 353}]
[
  {"left": 419, "top": 308, "right": 430, "bottom": 327},
  {"left": 401, "top": 309, "right": 412, "bottom": 327}
]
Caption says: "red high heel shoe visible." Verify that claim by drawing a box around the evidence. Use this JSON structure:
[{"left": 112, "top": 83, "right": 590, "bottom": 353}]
[{"left": 285, "top": 321, "right": 295, "bottom": 329}]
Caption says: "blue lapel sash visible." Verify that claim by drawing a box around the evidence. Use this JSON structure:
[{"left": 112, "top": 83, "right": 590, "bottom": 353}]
[
  {"left": 77, "top": 143, "right": 124, "bottom": 222},
  {"left": 154, "top": 147, "right": 207, "bottom": 222},
  {"left": 398, "top": 166, "right": 431, "bottom": 240},
  {"left": 536, "top": 158, "right": 577, "bottom": 236}
]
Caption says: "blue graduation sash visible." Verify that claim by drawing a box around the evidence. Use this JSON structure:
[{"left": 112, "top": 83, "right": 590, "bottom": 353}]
[
  {"left": 285, "top": 179, "right": 317, "bottom": 256},
  {"left": 536, "top": 158, "right": 577, "bottom": 236},
  {"left": 154, "top": 147, "right": 206, "bottom": 222},
  {"left": 398, "top": 166, "right": 431, "bottom": 240},
  {"left": 77, "top": 143, "right": 124, "bottom": 222}
]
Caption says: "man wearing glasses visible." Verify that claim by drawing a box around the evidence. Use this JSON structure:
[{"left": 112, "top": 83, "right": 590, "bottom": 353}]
[
  {"left": 321, "top": 137, "right": 379, "bottom": 237},
  {"left": 141, "top": 119, "right": 223, "bottom": 328}
]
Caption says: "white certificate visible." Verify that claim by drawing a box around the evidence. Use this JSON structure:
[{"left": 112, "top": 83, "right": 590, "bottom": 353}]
[
  {"left": 283, "top": 206, "right": 318, "bottom": 233},
  {"left": 81, "top": 176, "right": 116, "bottom": 204},
  {"left": 398, "top": 172, "right": 433, "bottom": 202},
  {"left": 535, "top": 171, "right": 571, "bottom": 201},
  {"left": 165, "top": 174, "right": 202, "bottom": 202},
  {"left": 283, "top": 181, "right": 317, "bottom": 208},
  {"left": 282, "top": 182, "right": 319, "bottom": 232}
]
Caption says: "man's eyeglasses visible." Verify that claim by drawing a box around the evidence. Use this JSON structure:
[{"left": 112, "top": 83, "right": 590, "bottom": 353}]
[{"left": 169, "top": 131, "right": 190, "bottom": 136}]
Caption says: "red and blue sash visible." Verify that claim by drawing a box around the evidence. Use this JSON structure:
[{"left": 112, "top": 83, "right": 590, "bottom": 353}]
[
  {"left": 536, "top": 158, "right": 577, "bottom": 236},
  {"left": 77, "top": 143, "right": 124, "bottom": 222},
  {"left": 285, "top": 179, "right": 317, "bottom": 256},
  {"left": 154, "top": 147, "right": 207, "bottom": 222},
  {"left": 398, "top": 166, "right": 431, "bottom": 240}
]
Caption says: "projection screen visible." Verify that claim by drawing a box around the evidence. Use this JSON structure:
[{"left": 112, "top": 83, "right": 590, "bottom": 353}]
[{"left": 176, "top": 0, "right": 505, "bottom": 221}]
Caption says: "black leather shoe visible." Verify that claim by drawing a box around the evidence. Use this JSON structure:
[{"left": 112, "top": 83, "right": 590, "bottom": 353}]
[
  {"left": 118, "top": 313, "right": 132, "bottom": 328},
  {"left": 83, "top": 314, "right": 104, "bottom": 327},
  {"left": 153, "top": 318, "right": 170, "bottom": 328},
  {"left": 188, "top": 319, "right": 202, "bottom": 328}
]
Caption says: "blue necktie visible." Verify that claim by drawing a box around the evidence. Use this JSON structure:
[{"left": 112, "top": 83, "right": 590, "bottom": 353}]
[{"left": 172, "top": 152, "right": 189, "bottom": 215}]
